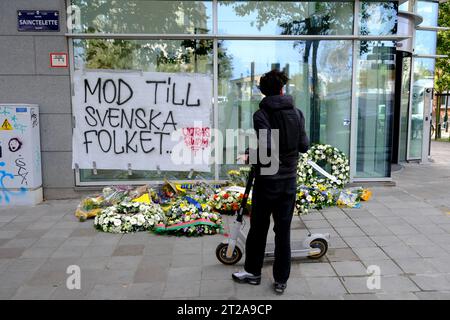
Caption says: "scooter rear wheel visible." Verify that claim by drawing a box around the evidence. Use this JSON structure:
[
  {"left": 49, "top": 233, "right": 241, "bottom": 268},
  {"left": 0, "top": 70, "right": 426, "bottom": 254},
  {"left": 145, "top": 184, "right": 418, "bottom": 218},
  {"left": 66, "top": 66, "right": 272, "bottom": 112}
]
[
  {"left": 307, "top": 239, "right": 328, "bottom": 260},
  {"left": 216, "top": 243, "right": 242, "bottom": 265}
]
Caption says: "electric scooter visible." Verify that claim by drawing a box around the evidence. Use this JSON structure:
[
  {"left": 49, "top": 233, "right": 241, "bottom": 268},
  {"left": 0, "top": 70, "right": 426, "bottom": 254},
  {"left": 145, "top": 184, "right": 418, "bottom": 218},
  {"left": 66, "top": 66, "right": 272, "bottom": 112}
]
[{"left": 216, "top": 161, "right": 331, "bottom": 265}]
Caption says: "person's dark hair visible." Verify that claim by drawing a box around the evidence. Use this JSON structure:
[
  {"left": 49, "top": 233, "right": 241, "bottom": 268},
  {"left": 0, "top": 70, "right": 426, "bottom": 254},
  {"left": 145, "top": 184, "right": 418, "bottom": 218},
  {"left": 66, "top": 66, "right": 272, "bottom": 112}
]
[{"left": 259, "top": 69, "right": 289, "bottom": 96}]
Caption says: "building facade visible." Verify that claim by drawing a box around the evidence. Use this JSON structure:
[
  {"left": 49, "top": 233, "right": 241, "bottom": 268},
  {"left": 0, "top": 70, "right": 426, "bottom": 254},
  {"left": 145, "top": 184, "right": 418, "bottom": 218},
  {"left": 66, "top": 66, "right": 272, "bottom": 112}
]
[{"left": 0, "top": 0, "right": 445, "bottom": 200}]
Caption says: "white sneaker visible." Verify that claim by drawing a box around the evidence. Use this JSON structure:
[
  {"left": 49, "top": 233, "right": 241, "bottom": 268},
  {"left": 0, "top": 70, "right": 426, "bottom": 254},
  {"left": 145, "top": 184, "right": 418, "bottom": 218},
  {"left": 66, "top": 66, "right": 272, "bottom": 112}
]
[{"left": 232, "top": 271, "right": 261, "bottom": 285}]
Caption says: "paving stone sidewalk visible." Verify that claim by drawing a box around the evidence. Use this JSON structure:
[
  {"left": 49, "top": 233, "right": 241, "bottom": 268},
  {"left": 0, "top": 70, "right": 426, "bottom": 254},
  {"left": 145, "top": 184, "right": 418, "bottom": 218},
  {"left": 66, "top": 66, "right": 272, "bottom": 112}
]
[{"left": 1, "top": 142, "right": 450, "bottom": 300}]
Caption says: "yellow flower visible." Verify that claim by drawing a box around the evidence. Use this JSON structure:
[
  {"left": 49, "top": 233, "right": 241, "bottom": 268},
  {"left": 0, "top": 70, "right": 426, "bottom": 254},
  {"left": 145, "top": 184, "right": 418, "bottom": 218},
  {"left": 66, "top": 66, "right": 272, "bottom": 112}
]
[{"left": 361, "top": 189, "right": 372, "bottom": 201}]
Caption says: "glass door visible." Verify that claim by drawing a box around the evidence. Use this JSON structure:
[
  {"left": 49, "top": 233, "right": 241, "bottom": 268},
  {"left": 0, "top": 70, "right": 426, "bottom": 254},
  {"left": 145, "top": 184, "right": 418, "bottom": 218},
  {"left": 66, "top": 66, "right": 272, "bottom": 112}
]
[
  {"left": 408, "top": 58, "right": 435, "bottom": 160},
  {"left": 399, "top": 55, "right": 412, "bottom": 162},
  {"left": 392, "top": 51, "right": 411, "bottom": 164}
]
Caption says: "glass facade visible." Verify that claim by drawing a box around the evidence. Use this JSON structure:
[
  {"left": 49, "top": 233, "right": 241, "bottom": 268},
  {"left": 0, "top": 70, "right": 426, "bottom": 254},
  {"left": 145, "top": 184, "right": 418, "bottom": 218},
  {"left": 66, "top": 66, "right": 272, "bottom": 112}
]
[
  {"left": 399, "top": 55, "right": 412, "bottom": 162},
  {"left": 409, "top": 57, "right": 435, "bottom": 159},
  {"left": 69, "top": 0, "right": 402, "bottom": 184},
  {"left": 218, "top": 40, "right": 352, "bottom": 177},
  {"left": 355, "top": 41, "right": 396, "bottom": 178},
  {"left": 359, "top": 1, "right": 398, "bottom": 35},
  {"left": 217, "top": 1, "right": 354, "bottom": 35},
  {"left": 414, "top": 30, "right": 437, "bottom": 55},
  {"left": 416, "top": 0, "right": 438, "bottom": 26},
  {"left": 73, "top": 38, "right": 215, "bottom": 181},
  {"left": 406, "top": 0, "right": 439, "bottom": 161},
  {"left": 71, "top": 1, "right": 213, "bottom": 34}
]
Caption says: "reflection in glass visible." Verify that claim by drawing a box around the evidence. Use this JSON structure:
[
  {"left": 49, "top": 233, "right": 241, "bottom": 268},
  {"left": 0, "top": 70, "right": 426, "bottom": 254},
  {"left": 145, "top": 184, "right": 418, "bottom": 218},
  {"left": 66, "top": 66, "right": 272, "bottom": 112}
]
[
  {"left": 75, "top": 39, "right": 214, "bottom": 182},
  {"left": 74, "top": 39, "right": 214, "bottom": 73},
  {"left": 416, "top": 0, "right": 438, "bottom": 27},
  {"left": 360, "top": 1, "right": 398, "bottom": 35},
  {"left": 414, "top": 30, "right": 437, "bottom": 56},
  {"left": 70, "top": 0, "right": 212, "bottom": 34},
  {"left": 218, "top": 1, "right": 354, "bottom": 35},
  {"left": 399, "top": 55, "right": 411, "bottom": 162},
  {"left": 218, "top": 40, "right": 352, "bottom": 178},
  {"left": 409, "top": 58, "right": 435, "bottom": 159},
  {"left": 399, "top": 1, "right": 409, "bottom": 12},
  {"left": 356, "top": 41, "right": 396, "bottom": 178}
]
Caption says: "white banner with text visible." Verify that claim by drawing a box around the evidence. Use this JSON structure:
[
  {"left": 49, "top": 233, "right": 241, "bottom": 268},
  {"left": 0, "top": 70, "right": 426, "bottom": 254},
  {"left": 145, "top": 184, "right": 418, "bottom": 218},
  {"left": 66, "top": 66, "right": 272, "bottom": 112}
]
[{"left": 72, "top": 70, "right": 212, "bottom": 172}]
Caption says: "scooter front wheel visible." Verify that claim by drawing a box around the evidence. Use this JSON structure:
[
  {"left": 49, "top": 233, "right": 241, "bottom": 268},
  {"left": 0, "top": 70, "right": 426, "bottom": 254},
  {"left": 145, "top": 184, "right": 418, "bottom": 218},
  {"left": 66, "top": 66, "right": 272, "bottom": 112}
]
[
  {"left": 307, "top": 239, "right": 328, "bottom": 260},
  {"left": 216, "top": 243, "right": 242, "bottom": 265}
]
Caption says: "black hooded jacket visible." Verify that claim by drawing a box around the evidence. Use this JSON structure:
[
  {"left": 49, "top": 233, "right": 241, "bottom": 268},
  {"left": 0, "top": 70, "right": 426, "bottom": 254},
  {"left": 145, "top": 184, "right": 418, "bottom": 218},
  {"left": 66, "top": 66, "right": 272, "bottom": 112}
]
[{"left": 249, "top": 95, "right": 309, "bottom": 180}]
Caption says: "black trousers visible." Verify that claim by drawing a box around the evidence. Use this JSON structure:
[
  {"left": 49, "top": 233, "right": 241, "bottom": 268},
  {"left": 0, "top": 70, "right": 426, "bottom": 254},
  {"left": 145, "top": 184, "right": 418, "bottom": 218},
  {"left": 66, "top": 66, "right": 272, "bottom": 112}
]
[{"left": 244, "top": 176, "right": 296, "bottom": 284}]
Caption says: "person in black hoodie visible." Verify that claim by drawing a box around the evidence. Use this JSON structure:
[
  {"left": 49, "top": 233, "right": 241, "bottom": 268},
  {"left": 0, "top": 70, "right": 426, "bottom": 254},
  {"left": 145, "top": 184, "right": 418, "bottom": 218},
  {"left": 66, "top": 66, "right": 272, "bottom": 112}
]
[{"left": 232, "top": 69, "right": 309, "bottom": 294}]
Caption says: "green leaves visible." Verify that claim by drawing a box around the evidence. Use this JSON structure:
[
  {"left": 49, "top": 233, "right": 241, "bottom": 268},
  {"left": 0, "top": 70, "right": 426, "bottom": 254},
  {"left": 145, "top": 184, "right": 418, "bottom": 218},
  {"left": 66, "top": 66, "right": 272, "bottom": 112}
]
[{"left": 435, "top": 2, "right": 450, "bottom": 93}]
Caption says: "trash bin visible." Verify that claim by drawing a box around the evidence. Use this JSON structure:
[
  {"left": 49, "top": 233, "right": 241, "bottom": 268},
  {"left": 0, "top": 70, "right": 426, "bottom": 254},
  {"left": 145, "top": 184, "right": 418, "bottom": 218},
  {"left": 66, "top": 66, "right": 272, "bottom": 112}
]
[{"left": 0, "top": 104, "right": 43, "bottom": 206}]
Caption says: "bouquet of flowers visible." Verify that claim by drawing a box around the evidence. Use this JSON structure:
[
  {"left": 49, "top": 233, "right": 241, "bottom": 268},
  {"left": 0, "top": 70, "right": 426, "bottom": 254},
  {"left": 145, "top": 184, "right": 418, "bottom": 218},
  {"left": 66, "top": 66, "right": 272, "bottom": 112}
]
[
  {"left": 209, "top": 190, "right": 244, "bottom": 214},
  {"left": 76, "top": 185, "right": 158, "bottom": 221},
  {"left": 75, "top": 196, "right": 105, "bottom": 221},
  {"left": 176, "top": 181, "right": 218, "bottom": 203},
  {"left": 102, "top": 186, "right": 133, "bottom": 204},
  {"left": 296, "top": 184, "right": 336, "bottom": 215},
  {"left": 94, "top": 202, "right": 165, "bottom": 233},
  {"left": 155, "top": 197, "right": 223, "bottom": 236},
  {"left": 336, "top": 189, "right": 361, "bottom": 208},
  {"left": 227, "top": 166, "right": 251, "bottom": 187},
  {"left": 336, "top": 187, "right": 372, "bottom": 208}
]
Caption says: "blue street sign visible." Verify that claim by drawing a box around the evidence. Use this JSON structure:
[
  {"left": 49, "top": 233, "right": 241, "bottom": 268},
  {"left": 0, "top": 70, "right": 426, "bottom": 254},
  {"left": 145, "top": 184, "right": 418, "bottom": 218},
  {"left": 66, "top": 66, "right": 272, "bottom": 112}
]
[{"left": 17, "top": 10, "right": 60, "bottom": 32}]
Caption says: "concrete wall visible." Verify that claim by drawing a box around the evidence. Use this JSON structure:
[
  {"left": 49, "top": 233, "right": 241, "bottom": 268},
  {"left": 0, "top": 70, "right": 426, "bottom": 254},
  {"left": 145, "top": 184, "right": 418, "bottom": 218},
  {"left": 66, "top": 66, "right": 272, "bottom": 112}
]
[{"left": 0, "top": 0, "right": 77, "bottom": 199}]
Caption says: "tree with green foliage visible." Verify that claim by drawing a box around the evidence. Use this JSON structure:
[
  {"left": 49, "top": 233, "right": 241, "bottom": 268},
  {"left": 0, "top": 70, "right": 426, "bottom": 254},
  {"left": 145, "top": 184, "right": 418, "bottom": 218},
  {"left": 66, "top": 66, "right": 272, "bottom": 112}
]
[{"left": 434, "top": 1, "right": 450, "bottom": 139}]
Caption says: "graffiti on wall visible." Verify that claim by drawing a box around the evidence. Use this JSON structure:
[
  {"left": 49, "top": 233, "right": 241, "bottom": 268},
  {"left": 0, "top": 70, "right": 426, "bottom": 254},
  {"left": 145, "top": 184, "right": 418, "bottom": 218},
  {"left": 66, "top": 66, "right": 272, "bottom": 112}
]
[
  {"left": 72, "top": 71, "right": 212, "bottom": 172},
  {"left": 0, "top": 162, "right": 26, "bottom": 203},
  {"left": 0, "top": 106, "right": 38, "bottom": 204}
]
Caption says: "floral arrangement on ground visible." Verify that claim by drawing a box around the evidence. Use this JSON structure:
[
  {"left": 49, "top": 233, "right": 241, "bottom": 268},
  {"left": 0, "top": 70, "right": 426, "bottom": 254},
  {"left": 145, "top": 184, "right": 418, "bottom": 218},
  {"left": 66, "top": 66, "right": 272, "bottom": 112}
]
[
  {"left": 154, "top": 197, "right": 223, "bottom": 236},
  {"left": 296, "top": 144, "right": 371, "bottom": 214},
  {"left": 209, "top": 190, "right": 244, "bottom": 214},
  {"left": 94, "top": 202, "right": 165, "bottom": 233},
  {"left": 297, "top": 144, "right": 350, "bottom": 189},
  {"left": 296, "top": 184, "right": 336, "bottom": 214}
]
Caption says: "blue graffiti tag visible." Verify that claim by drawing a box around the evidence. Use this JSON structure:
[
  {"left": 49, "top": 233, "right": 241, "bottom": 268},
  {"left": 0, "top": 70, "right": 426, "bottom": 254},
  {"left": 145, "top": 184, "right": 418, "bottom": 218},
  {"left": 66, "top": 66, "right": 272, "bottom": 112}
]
[
  {"left": 0, "top": 162, "right": 27, "bottom": 203},
  {"left": 10, "top": 115, "right": 27, "bottom": 134},
  {"left": 0, "top": 107, "right": 11, "bottom": 116},
  {"left": 13, "top": 122, "right": 27, "bottom": 134}
]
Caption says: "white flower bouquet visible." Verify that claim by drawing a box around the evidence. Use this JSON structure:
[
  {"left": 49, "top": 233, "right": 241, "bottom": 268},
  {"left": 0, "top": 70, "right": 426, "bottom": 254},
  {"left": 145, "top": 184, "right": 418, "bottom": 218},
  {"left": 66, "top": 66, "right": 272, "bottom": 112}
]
[{"left": 94, "top": 202, "right": 165, "bottom": 233}]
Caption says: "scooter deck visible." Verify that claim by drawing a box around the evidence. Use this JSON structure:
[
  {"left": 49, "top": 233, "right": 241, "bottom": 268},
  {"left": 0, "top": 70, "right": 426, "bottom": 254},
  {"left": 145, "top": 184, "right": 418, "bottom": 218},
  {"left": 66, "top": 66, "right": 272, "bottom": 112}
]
[
  {"left": 263, "top": 240, "right": 318, "bottom": 259},
  {"left": 265, "top": 241, "right": 308, "bottom": 252}
]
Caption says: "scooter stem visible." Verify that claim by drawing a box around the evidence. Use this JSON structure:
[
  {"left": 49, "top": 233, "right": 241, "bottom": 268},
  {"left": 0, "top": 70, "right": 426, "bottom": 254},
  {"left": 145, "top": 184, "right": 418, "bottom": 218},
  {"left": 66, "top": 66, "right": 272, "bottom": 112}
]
[{"left": 236, "top": 166, "right": 255, "bottom": 223}]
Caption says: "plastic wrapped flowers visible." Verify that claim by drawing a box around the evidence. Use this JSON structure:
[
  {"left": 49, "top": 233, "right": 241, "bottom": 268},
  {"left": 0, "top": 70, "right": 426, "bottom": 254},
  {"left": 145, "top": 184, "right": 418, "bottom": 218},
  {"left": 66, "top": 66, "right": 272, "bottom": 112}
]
[
  {"left": 94, "top": 202, "right": 165, "bottom": 233},
  {"left": 336, "top": 187, "right": 372, "bottom": 208},
  {"left": 75, "top": 185, "right": 154, "bottom": 221},
  {"left": 227, "top": 166, "right": 251, "bottom": 187},
  {"left": 155, "top": 197, "right": 223, "bottom": 236}
]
